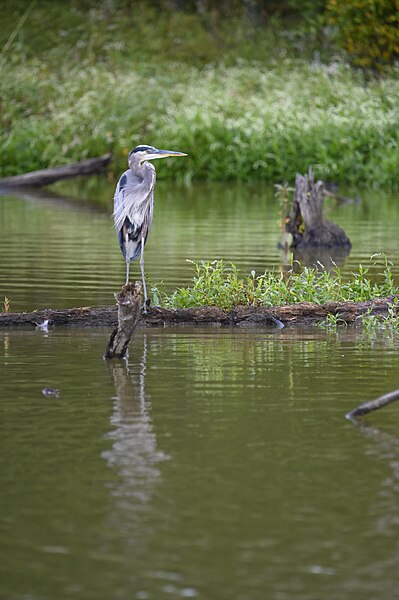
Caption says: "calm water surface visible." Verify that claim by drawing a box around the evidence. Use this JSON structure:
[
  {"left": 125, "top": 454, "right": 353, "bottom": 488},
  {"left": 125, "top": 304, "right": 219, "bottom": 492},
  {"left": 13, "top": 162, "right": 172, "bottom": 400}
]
[
  {"left": 1, "top": 326, "right": 399, "bottom": 600},
  {"left": 1, "top": 182, "right": 399, "bottom": 599}
]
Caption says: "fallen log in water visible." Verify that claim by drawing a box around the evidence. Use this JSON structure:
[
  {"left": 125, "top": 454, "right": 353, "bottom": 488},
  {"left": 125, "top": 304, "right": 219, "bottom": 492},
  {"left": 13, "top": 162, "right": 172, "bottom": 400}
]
[
  {"left": 0, "top": 153, "right": 112, "bottom": 188},
  {"left": 1, "top": 295, "right": 398, "bottom": 328}
]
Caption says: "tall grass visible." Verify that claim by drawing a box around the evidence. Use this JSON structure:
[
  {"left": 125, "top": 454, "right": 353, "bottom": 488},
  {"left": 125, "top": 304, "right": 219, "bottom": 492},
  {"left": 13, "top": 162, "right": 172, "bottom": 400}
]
[{"left": 1, "top": 3, "right": 399, "bottom": 186}]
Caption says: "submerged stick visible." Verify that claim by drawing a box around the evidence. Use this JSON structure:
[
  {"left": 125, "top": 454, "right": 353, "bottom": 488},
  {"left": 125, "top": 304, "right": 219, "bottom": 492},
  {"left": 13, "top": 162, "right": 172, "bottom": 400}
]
[
  {"left": 346, "top": 389, "right": 399, "bottom": 420},
  {"left": 104, "top": 281, "right": 142, "bottom": 359}
]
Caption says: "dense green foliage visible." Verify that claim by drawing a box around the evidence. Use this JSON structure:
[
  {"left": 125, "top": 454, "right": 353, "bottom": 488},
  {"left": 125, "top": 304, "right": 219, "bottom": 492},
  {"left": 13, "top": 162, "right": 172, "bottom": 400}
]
[
  {"left": 327, "top": 0, "right": 399, "bottom": 70},
  {"left": 2, "top": 58, "right": 399, "bottom": 186},
  {"left": 160, "top": 258, "right": 399, "bottom": 310},
  {"left": 1, "top": 2, "right": 399, "bottom": 186}
]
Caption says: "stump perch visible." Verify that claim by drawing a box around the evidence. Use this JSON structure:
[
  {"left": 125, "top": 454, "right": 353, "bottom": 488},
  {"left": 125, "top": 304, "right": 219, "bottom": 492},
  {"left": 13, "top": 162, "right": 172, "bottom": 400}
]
[
  {"left": 285, "top": 167, "right": 352, "bottom": 257},
  {"left": 104, "top": 281, "right": 142, "bottom": 359}
]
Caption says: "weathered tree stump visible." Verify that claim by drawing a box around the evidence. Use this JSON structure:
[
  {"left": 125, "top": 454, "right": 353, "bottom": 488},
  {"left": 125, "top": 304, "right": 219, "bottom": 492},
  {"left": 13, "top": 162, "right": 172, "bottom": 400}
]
[
  {"left": 286, "top": 167, "right": 352, "bottom": 252},
  {"left": 104, "top": 281, "right": 142, "bottom": 359},
  {"left": 346, "top": 389, "right": 399, "bottom": 420}
]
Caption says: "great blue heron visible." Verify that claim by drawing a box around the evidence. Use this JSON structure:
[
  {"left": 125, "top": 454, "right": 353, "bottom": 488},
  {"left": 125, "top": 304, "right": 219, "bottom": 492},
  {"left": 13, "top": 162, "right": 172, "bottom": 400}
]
[{"left": 113, "top": 144, "right": 187, "bottom": 309}]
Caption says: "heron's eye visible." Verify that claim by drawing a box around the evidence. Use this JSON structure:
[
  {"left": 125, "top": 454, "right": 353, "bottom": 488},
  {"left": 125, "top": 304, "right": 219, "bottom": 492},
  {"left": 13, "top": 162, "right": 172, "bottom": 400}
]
[{"left": 146, "top": 149, "right": 151, "bottom": 154}]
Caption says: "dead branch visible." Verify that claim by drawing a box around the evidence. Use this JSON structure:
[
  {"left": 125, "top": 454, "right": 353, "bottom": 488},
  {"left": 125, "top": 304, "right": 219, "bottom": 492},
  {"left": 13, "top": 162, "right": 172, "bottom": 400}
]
[{"left": 346, "top": 389, "right": 399, "bottom": 420}]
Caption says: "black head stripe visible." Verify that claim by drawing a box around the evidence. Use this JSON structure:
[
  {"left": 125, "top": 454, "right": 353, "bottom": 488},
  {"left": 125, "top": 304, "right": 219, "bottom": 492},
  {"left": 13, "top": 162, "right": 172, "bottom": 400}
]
[{"left": 129, "top": 145, "right": 156, "bottom": 157}]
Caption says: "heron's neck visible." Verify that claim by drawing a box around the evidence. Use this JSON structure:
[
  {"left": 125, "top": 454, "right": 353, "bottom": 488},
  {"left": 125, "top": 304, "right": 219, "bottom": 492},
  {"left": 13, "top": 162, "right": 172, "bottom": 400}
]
[{"left": 128, "top": 156, "right": 155, "bottom": 180}]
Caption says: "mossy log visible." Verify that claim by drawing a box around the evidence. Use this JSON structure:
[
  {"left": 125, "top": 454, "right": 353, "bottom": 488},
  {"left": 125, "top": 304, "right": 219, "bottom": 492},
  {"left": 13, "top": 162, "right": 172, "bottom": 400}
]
[
  {"left": 0, "top": 153, "right": 112, "bottom": 188},
  {"left": 1, "top": 296, "right": 398, "bottom": 328},
  {"left": 286, "top": 167, "right": 352, "bottom": 251}
]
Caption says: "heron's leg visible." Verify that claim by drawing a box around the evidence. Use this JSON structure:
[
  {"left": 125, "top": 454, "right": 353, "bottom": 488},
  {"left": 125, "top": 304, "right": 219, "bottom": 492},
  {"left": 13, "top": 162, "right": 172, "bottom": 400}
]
[
  {"left": 140, "top": 236, "right": 148, "bottom": 313},
  {"left": 123, "top": 225, "right": 131, "bottom": 285}
]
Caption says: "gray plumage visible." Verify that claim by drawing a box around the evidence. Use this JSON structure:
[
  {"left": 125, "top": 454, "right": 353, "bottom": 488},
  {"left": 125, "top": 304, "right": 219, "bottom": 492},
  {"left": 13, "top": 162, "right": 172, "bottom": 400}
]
[
  {"left": 114, "top": 158, "right": 155, "bottom": 262},
  {"left": 113, "top": 144, "right": 187, "bottom": 311}
]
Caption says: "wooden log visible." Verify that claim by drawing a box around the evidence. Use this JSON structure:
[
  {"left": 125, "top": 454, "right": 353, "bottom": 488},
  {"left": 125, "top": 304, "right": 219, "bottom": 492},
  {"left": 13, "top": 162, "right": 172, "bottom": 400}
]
[
  {"left": 0, "top": 153, "right": 112, "bottom": 188},
  {"left": 346, "top": 389, "right": 399, "bottom": 420},
  {"left": 285, "top": 167, "right": 352, "bottom": 251},
  {"left": 0, "top": 306, "right": 118, "bottom": 328},
  {"left": 104, "top": 282, "right": 142, "bottom": 359},
  {"left": 1, "top": 295, "right": 398, "bottom": 329}
]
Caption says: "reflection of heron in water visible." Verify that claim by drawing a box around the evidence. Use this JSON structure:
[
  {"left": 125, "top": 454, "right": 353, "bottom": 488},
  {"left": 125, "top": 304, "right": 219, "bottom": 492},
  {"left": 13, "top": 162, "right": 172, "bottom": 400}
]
[{"left": 103, "top": 334, "right": 168, "bottom": 522}]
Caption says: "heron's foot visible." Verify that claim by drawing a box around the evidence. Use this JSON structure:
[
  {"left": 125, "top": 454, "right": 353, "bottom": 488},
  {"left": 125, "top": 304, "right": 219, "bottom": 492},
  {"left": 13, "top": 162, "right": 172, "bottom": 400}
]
[{"left": 142, "top": 298, "right": 151, "bottom": 314}]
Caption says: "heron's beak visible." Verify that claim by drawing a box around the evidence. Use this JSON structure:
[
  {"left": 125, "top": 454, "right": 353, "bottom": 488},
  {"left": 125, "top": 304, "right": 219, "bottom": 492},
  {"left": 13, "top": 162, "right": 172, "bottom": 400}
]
[{"left": 143, "top": 149, "right": 187, "bottom": 162}]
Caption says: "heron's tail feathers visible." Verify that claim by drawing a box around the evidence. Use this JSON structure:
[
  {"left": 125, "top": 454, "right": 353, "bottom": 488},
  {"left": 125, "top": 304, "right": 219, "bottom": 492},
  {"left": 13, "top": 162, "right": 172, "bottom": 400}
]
[
  {"left": 124, "top": 217, "right": 142, "bottom": 243},
  {"left": 118, "top": 217, "right": 147, "bottom": 262}
]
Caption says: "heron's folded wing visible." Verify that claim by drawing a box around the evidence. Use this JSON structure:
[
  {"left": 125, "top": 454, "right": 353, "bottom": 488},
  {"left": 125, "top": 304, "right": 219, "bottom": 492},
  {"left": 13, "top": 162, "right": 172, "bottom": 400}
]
[{"left": 113, "top": 170, "right": 154, "bottom": 232}]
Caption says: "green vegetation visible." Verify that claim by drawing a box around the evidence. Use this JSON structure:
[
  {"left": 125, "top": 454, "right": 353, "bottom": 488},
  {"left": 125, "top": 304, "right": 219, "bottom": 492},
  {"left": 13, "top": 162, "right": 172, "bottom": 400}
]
[
  {"left": 1, "top": 2, "right": 399, "bottom": 186},
  {"left": 360, "top": 299, "right": 399, "bottom": 331},
  {"left": 159, "top": 257, "right": 399, "bottom": 310},
  {"left": 327, "top": 0, "right": 399, "bottom": 70},
  {"left": 319, "top": 300, "right": 399, "bottom": 332},
  {"left": 318, "top": 312, "right": 348, "bottom": 329},
  {"left": 2, "top": 297, "right": 10, "bottom": 313}
]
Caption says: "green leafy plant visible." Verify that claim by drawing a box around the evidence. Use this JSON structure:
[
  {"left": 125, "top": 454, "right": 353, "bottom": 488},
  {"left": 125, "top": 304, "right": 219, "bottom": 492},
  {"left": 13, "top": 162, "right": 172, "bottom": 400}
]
[
  {"left": 360, "top": 299, "right": 399, "bottom": 331},
  {"left": 2, "top": 297, "right": 10, "bottom": 312},
  {"left": 318, "top": 312, "right": 347, "bottom": 329},
  {"left": 161, "top": 256, "right": 399, "bottom": 311}
]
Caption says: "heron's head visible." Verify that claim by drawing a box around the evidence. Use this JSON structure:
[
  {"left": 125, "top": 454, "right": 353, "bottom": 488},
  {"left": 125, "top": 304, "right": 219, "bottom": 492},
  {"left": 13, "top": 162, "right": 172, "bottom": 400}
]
[{"left": 128, "top": 144, "right": 187, "bottom": 165}]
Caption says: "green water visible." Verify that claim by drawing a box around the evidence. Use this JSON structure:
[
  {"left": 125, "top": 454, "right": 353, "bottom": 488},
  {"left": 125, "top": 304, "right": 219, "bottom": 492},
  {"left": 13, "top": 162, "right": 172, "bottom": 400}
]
[
  {"left": 1, "top": 326, "right": 399, "bottom": 600},
  {"left": 2, "top": 182, "right": 399, "bottom": 599}
]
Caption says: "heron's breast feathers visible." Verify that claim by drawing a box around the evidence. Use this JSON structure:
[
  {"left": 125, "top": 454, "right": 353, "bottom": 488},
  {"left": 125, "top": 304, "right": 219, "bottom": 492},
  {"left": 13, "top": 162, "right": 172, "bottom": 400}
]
[{"left": 114, "top": 191, "right": 153, "bottom": 232}]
